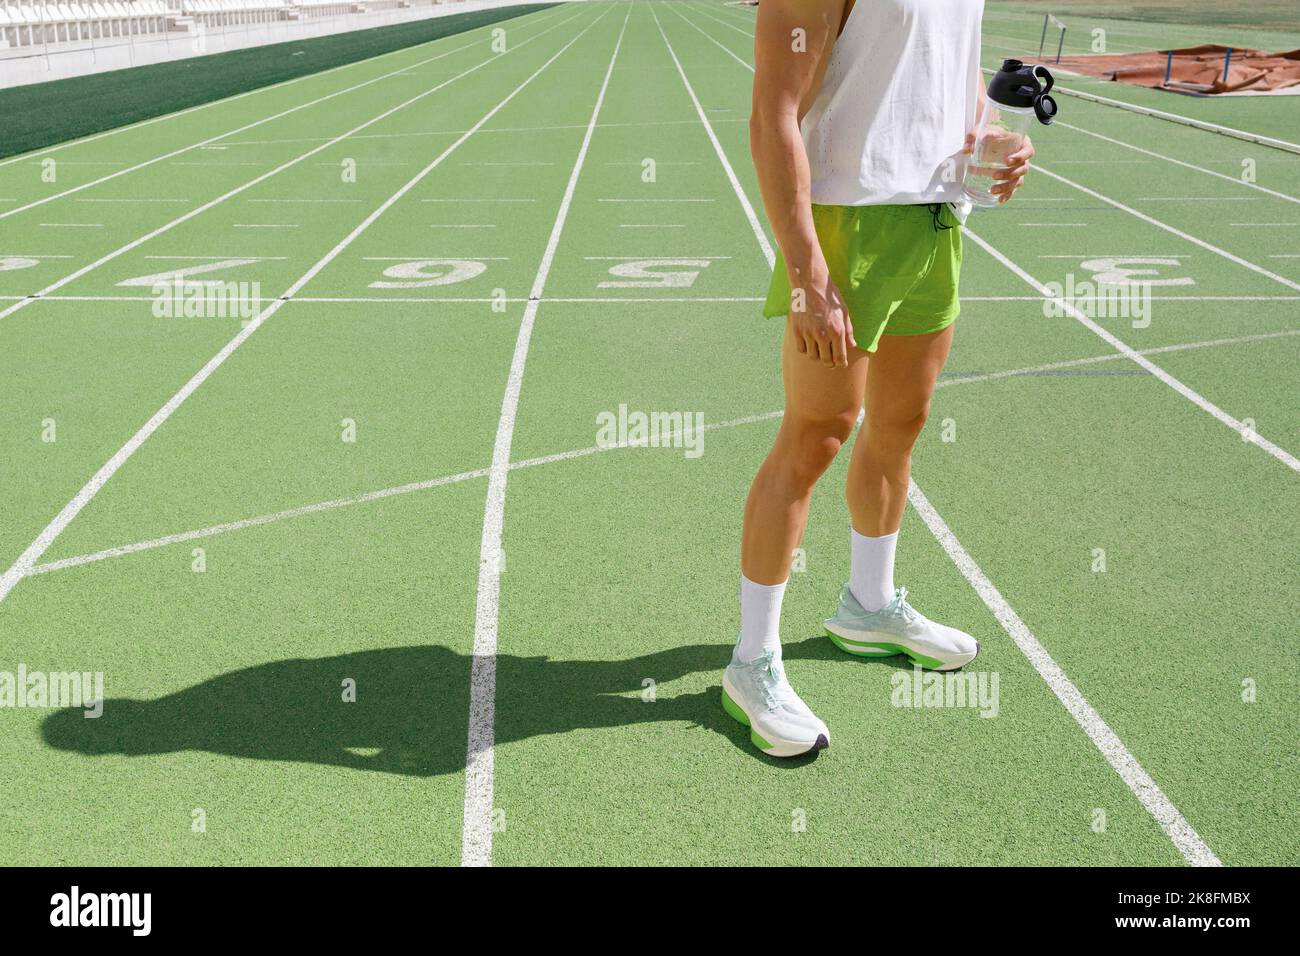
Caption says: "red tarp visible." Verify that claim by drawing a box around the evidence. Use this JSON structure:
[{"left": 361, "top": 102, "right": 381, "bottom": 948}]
[{"left": 1051, "top": 45, "right": 1300, "bottom": 94}]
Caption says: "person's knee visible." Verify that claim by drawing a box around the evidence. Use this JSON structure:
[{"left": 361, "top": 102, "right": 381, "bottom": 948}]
[
  {"left": 870, "top": 399, "right": 932, "bottom": 446},
  {"left": 774, "top": 410, "right": 858, "bottom": 489}
]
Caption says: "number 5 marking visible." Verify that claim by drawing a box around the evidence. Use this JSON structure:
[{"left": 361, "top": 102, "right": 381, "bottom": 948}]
[{"left": 598, "top": 259, "right": 713, "bottom": 289}]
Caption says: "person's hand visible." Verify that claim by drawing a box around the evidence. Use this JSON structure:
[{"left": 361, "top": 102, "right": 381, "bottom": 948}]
[
  {"left": 963, "top": 130, "right": 1035, "bottom": 203},
  {"left": 991, "top": 134, "right": 1034, "bottom": 203},
  {"left": 788, "top": 263, "right": 855, "bottom": 368}
]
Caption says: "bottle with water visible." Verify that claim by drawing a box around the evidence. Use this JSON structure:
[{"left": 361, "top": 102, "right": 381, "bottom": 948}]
[{"left": 964, "top": 59, "right": 1058, "bottom": 208}]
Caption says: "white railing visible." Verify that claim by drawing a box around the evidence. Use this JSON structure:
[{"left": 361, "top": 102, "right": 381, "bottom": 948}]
[{"left": 0, "top": 0, "right": 462, "bottom": 56}]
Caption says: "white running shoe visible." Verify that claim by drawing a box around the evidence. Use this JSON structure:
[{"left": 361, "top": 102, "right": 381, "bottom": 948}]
[
  {"left": 824, "top": 585, "right": 980, "bottom": 672},
  {"left": 722, "top": 644, "right": 830, "bottom": 758}
]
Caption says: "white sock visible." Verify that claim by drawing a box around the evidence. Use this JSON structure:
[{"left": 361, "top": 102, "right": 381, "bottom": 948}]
[
  {"left": 738, "top": 575, "right": 786, "bottom": 663},
  {"left": 850, "top": 528, "right": 898, "bottom": 612}
]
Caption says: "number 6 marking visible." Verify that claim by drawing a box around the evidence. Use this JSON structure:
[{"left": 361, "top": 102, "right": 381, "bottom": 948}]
[{"left": 370, "top": 259, "right": 488, "bottom": 289}]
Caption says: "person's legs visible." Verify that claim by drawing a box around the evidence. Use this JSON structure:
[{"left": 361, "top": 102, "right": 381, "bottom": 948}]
[
  {"left": 847, "top": 324, "right": 952, "bottom": 535},
  {"left": 742, "top": 322, "right": 870, "bottom": 584},
  {"left": 843, "top": 325, "right": 953, "bottom": 610},
  {"left": 723, "top": 321, "right": 869, "bottom": 757},
  {"left": 739, "top": 320, "right": 869, "bottom": 624},
  {"left": 825, "top": 323, "right": 979, "bottom": 672}
]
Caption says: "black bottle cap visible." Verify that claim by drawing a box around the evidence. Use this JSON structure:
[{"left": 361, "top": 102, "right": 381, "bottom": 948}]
[{"left": 987, "top": 61, "right": 1058, "bottom": 125}]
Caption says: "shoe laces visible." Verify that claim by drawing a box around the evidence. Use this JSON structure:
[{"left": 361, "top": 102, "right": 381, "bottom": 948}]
[
  {"left": 884, "top": 587, "right": 919, "bottom": 623},
  {"left": 753, "top": 651, "right": 794, "bottom": 709}
]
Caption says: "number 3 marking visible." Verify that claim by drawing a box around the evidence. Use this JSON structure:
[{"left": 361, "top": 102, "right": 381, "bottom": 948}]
[{"left": 1078, "top": 257, "right": 1194, "bottom": 287}]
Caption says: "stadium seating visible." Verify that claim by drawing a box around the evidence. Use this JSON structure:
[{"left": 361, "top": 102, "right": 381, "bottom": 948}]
[{"left": 0, "top": 0, "right": 462, "bottom": 51}]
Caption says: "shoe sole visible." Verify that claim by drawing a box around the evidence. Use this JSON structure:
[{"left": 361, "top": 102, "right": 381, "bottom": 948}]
[
  {"left": 720, "top": 679, "right": 828, "bottom": 759},
  {"left": 824, "top": 625, "right": 979, "bottom": 672}
]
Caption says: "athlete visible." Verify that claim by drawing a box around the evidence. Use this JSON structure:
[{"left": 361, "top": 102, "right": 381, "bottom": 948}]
[{"left": 721, "top": 0, "right": 1034, "bottom": 757}]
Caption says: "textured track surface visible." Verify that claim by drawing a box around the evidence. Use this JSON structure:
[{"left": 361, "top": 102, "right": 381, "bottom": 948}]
[{"left": 0, "top": 1, "right": 1295, "bottom": 866}]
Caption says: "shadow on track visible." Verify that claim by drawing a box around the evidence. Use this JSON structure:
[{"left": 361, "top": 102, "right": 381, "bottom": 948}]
[{"left": 41, "top": 636, "right": 884, "bottom": 775}]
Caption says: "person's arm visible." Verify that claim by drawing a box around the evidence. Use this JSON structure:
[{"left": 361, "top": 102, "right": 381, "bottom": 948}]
[{"left": 750, "top": 0, "right": 854, "bottom": 367}]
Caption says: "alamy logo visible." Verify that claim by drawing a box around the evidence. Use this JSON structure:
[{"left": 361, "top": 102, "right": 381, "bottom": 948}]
[
  {"left": 1042, "top": 274, "right": 1152, "bottom": 327},
  {"left": 595, "top": 404, "right": 705, "bottom": 458},
  {"left": 890, "top": 666, "right": 1000, "bottom": 718},
  {"left": 50, "top": 886, "right": 151, "bottom": 936},
  {"left": 0, "top": 665, "right": 103, "bottom": 718},
  {"left": 151, "top": 277, "right": 260, "bottom": 320}
]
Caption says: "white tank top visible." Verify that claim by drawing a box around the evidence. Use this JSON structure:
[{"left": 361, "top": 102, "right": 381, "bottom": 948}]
[{"left": 802, "top": 0, "right": 984, "bottom": 219}]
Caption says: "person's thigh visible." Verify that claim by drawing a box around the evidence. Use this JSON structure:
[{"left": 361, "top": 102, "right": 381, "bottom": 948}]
[
  {"left": 781, "top": 319, "right": 871, "bottom": 432},
  {"left": 864, "top": 325, "right": 954, "bottom": 429}
]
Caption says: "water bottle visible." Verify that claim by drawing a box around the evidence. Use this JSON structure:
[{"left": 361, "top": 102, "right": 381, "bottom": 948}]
[{"left": 963, "top": 59, "right": 1058, "bottom": 209}]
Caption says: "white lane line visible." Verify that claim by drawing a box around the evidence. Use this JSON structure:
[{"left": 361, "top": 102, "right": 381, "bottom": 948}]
[
  {"left": 9, "top": 293, "right": 1299, "bottom": 305},
  {"left": 462, "top": 1, "right": 630, "bottom": 870},
  {"left": 249, "top": 198, "right": 364, "bottom": 204},
  {"left": 233, "top": 224, "right": 300, "bottom": 229},
  {"left": 961, "top": 295, "right": 1300, "bottom": 301},
  {"left": 511, "top": 410, "right": 783, "bottom": 471},
  {"left": 1055, "top": 124, "right": 1300, "bottom": 206},
  {"left": 430, "top": 224, "right": 497, "bottom": 228},
  {"left": 0, "top": 9, "right": 587, "bottom": 327},
  {"left": 652, "top": 4, "right": 774, "bottom": 266},
  {"left": 222, "top": 120, "right": 741, "bottom": 148},
  {"left": 421, "top": 198, "right": 537, "bottom": 203},
  {"left": 27, "top": 412, "right": 780, "bottom": 578},
  {"left": 1028, "top": 163, "right": 1300, "bottom": 293},
  {"left": 28, "top": 328, "right": 1297, "bottom": 580},
  {"left": 905, "top": 482, "right": 1223, "bottom": 868},
  {"left": 0, "top": 13, "right": 570, "bottom": 219},
  {"left": 685, "top": 1, "right": 753, "bottom": 37},
  {"left": 598, "top": 198, "right": 714, "bottom": 202},
  {"left": 619, "top": 223, "right": 686, "bottom": 228},
  {"left": 27, "top": 468, "right": 491, "bottom": 577},
  {"left": 663, "top": 0, "right": 1225, "bottom": 867},
  {"left": 76, "top": 198, "right": 192, "bottom": 204},
  {"left": 280, "top": 296, "right": 766, "bottom": 303},
  {"left": 0, "top": 7, "right": 606, "bottom": 610},
  {"left": 965, "top": 228, "right": 1300, "bottom": 472},
  {"left": 934, "top": 328, "right": 1300, "bottom": 388},
  {"left": 671, "top": 3, "right": 752, "bottom": 69}
]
